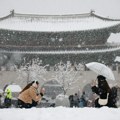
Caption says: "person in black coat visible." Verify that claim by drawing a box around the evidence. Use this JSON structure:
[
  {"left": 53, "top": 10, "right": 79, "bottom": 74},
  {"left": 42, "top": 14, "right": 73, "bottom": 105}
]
[
  {"left": 91, "top": 75, "right": 111, "bottom": 108},
  {"left": 69, "top": 95, "right": 74, "bottom": 107},
  {"left": 108, "top": 86, "right": 117, "bottom": 108}
]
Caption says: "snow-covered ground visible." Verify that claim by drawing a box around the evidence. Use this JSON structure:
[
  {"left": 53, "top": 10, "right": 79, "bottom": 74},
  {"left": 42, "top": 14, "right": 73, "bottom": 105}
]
[
  {"left": 0, "top": 78, "right": 119, "bottom": 120},
  {"left": 0, "top": 107, "right": 120, "bottom": 120}
]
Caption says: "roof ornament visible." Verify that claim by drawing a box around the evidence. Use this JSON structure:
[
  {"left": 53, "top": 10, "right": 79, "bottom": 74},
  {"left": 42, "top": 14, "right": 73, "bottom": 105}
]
[
  {"left": 10, "top": 9, "right": 15, "bottom": 16},
  {"left": 90, "top": 9, "right": 95, "bottom": 15}
]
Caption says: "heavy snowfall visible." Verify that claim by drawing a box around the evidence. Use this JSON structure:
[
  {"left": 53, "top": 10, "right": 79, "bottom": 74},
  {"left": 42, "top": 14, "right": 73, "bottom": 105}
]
[{"left": 0, "top": 0, "right": 120, "bottom": 120}]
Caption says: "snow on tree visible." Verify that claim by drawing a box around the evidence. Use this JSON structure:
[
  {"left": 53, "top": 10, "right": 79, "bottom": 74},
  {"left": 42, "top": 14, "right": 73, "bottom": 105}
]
[
  {"left": 16, "top": 58, "right": 48, "bottom": 86},
  {"left": 53, "top": 61, "right": 81, "bottom": 95}
]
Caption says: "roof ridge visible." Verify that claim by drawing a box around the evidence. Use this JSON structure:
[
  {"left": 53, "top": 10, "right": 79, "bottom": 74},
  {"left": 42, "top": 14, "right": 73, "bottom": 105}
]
[
  {"left": 14, "top": 12, "right": 91, "bottom": 18},
  {"left": 0, "top": 10, "right": 120, "bottom": 21},
  {"left": 0, "top": 13, "right": 13, "bottom": 21},
  {"left": 92, "top": 13, "right": 120, "bottom": 21}
]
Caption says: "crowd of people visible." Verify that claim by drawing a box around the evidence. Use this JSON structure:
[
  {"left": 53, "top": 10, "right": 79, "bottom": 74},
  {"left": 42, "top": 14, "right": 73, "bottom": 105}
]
[
  {"left": 0, "top": 75, "right": 119, "bottom": 109},
  {"left": 0, "top": 75, "right": 118, "bottom": 108},
  {"left": 69, "top": 75, "right": 118, "bottom": 108}
]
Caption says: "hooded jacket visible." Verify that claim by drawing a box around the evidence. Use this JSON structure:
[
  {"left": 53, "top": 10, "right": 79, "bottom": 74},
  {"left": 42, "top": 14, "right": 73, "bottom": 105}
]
[
  {"left": 18, "top": 86, "right": 41, "bottom": 104},
  {"left": 6, "top": 88, "right": 12, "bottom": 99}
]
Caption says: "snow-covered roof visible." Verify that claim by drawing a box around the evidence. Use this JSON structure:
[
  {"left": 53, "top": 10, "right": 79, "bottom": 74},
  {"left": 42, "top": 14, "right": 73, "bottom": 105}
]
[
  {"left": 107, "top": 33, "right": 120, "bottom": 43},
  {"left": 114, "top": 56, "right": 120, "bottom": 62},
  {"left": 0, "top": 10, "right": 120, "bottom": 32},
  {"left": 5, "top": 84, "right": 22, "bottom": 92}
]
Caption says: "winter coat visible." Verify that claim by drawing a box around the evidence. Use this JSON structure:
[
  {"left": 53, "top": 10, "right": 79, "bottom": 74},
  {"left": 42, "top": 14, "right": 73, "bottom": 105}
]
[
  {"left": 4, "top": 88, "right": 12, "bottom": 108},
  {"left": 18, "top": 86, "right": 41, "bottom": 104},
  {"left": 92, "top": 86, "right": 110, "bottom": 107},
  {"left": 73, "top": 94, "right": 79, "bottom": 107},
  {"left": 79, "top": 97, "right": 87, "bottom": 107},
  {"left": 6, "top": 88, "right": 12, "bottom": 99},
  {"left": 92, "top": 86, "right": 108, "bottom": 99},
  {"left": 108, "top": 87, "right": 117, "bottom": 108}
]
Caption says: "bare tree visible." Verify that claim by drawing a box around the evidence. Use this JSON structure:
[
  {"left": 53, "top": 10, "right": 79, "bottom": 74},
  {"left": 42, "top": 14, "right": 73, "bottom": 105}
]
[
  {"left": 16, "top": 58, "right": 48, "bottom": 86},
  {"left": 54, "top": 61, "right": 80, "bottom": 95}
]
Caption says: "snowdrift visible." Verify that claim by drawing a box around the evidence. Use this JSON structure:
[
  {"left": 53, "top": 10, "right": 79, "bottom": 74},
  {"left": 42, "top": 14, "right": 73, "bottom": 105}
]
[{"left": 0, "top": 107, "right": 120, "bottom": 120}]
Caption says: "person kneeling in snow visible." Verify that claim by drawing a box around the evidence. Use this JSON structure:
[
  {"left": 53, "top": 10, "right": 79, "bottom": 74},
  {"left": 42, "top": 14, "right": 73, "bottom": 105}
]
[{"left": 18, "top": 81, "right": 45, "bottom": 108}]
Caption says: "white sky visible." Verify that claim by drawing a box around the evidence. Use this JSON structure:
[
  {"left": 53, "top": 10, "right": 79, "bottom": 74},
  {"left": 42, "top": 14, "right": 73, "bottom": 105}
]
[
  {"left": 0, "top": 0, "right": 120, "bottom": 43},
  {"left": 0, "top": 0, "right": 120, "bottom": 18}
]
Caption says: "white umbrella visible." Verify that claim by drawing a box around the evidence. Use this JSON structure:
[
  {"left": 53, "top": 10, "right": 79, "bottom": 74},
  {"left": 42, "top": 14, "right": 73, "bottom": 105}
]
[
  {"left": 5, "top": 85, "right": 22, "bottom": 92},
  {"left": 86, "top": 62, "right": 115, "bottom": 80}
]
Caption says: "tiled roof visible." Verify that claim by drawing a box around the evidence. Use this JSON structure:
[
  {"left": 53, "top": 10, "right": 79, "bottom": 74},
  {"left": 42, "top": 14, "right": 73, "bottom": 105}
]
[{"left": 0, "top": 10, "right": 120, "bottom": 32}]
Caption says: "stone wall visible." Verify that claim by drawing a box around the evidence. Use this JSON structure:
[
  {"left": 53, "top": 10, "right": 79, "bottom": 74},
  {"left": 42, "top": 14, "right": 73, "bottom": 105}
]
[{"left": 0, "top": 70, "right": 120, "bottom": 95}]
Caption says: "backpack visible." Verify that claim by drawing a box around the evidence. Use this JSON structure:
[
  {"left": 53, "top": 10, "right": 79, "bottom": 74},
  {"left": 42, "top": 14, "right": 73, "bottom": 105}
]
[
  {"left": 110, "top": 87, "right": 117, "bottom": 99},
  {"left": 108, "top": 87, "right": 117, "bottom": 107}
]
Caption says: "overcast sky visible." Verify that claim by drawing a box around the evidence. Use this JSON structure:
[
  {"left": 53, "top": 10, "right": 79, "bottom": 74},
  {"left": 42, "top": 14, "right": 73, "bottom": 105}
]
[{"left": 0, "top": 0, "right": 120, "bottom": 18}]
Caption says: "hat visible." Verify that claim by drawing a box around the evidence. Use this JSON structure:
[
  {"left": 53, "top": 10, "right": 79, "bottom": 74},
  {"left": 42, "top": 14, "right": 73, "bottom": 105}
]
[
  {"left": 32, "top": 80, "right": 39, "bottom": 85},
  {"left": 97, "top": 75, "right": 106, "bottom": 80}
]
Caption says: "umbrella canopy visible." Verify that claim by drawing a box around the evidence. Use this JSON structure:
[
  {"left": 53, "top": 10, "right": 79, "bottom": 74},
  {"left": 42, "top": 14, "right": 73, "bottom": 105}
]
[
  {"left": 86, "top": 62, "right": 115, "bottom": 80},
  {"left": 5, "top": 85, "right": 22, "bottom": 93}
]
